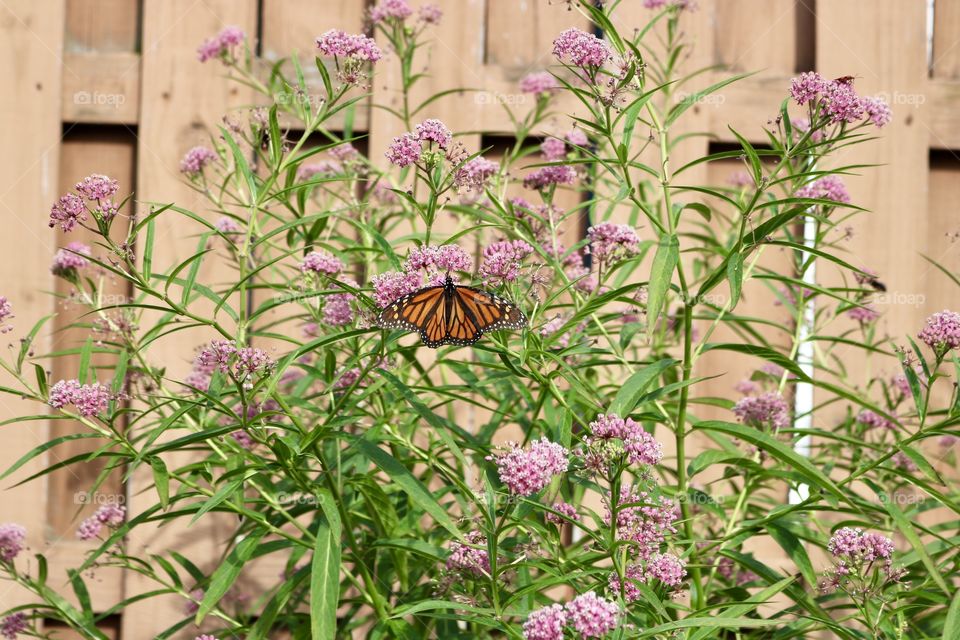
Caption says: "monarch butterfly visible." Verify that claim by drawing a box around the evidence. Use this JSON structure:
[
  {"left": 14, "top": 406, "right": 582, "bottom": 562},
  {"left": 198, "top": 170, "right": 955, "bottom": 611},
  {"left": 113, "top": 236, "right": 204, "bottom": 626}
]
[{"left": 377, "top": 274, "right": 526, "bottom": 348}]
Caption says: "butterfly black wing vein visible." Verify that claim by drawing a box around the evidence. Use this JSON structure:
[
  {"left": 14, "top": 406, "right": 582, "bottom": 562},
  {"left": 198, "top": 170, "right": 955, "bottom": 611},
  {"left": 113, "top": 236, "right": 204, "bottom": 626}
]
[{"left": 375, "top": 281, "right": 526, "bottom": 348}]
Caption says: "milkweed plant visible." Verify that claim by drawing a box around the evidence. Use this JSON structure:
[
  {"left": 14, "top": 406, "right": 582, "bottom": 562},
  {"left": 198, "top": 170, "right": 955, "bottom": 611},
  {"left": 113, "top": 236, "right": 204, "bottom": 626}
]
[{"left": 1, "top": 1, "right": 958, "bottom": 638}]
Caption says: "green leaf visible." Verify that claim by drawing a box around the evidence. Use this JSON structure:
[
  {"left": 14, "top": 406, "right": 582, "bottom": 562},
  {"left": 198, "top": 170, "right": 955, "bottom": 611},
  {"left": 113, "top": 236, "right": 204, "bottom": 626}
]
[
  {"left": 311, "top": 489, "right": 341, "bottom": 640},
  {"left": 682, "top": 202, "right": 711, "bottom": 221},
  {"left": 608, "top": 358, "right": 675, "bottom": 416},
  {"left": 728, "top": 125, "right": 762, "bottom": 184},
  {"left": 700, "top": 343, "right": 810, "bottom": 383},
  {"left": 148, "top": 457, "right": 170, "bottom": 509},
  {"left": 77, "top": 337, "right": 93, "bottom": 384},
  {"left": 354, "top": 439, "right": 463, "bottom": 540},
  {"left": 944, "top": 588, "right": 960, "bottom": 640},
  {"left": 697, "top": 421, "right": 845, "bottom": 501},
  {"left": 196, "top": 529, "right": 267, "bottom": 623},
  {"left": 646, "top": 233, "right": 678, "bottom": 335},
  {"left": 726, "top": 251, "right": 744, "bottom": 308},
  {"left": 868, "top": 481, "right": 949, "bottom": 595},
  {"left": 765, "top": 522, "right": 816, "bottom": 587}
]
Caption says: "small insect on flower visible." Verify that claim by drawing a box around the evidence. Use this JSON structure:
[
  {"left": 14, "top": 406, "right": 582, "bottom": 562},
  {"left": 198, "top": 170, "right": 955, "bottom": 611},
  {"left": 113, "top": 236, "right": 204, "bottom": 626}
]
[{"left": 376, "top": 274, "right": 526, "bottom": 348}]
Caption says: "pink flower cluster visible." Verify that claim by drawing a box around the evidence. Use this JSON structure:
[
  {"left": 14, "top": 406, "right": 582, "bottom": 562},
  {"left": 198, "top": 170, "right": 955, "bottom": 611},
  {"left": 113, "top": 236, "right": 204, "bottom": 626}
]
[
  {"left": 856, "top": 409, "right": 894, "bottom": 430},
  {"left": 520, "top": 71, "right": 560, "bottom": 96},
  {"left": 789, "top": 72, "right": 891, "bottom": 127},
  {"left": 180, "top": 146, "right": 218, "bottom": 175},
  {"left": 1, "top": 612, "right": 27, "bottom": 640},
  {"left": 52, "top": 242, "right": 91, "bottom": 275},
  {"left": 584, "top": 413, "right": 664, "bottom": 467},
  {"left": 371, "top": 270, "right": 423, "bottom": 307},
  {"left": 315, "top": 29, "right": 382, "bottom": 62},
  {"left": 587, "top": 223, "right": 640, "bottom": 262},
  {"left": 370, "top": 0, "right": 413, "bottom": 22},
  {"left": 493, "top": 438, "right": 569, "bottom": 496},
  {"left": 405, "top": 243, "right": 472, "bottom": 277},
  {"left": 187, "top": 340, "right": 273, "bottom": 389},
  {"left": 0, "top": 297, "right": 11, "bottom": 334},
  {"left": 197, "top": 26, "right": 245, "bottom": 63},
  {"left": 795, "top": 175, "right": 851, "bottom": 204},
  {"left": 552, "top": 28, "right": 611, "bottom": 69},
  {"left": 300, "top": 250, "right": 343, "bottom": 276},
  {"left": 540, "top": 138, "right": 567, "bottom": 162},
  {"left": 545, "top": 501, "right": 579, "bottom": 525},
  {"left": 77, "top": 504, "right": 126, "bottom": 541},
  {"left": 415, "top": 118, "right": 453, "bottom": 150},
  {"left": 606, "top": 486, "right": 679, "bottom": 559},
  {"left": 479, "top": 239, "right": 534, "bottom": 285},
  {"left": 323, "top": 285, "right": 357, "bottom": 327},
  {"left": 918, "top": 310, "right": 960, "bottom": 355},
  {"left": 50, "top": 174, "right": 116, "bottom": 232},
  {"left": 523, "top": 592, "right": 620, "bottom": 640},
  {"left": 445, "top": 530, "right": 489, "bottom": 576},
  {"left": 523, "top": 165, "right": 577, "bottom": 191},
  {"left": 49, "top": 379, "right": 111, "bottom": 417},
  {"left": 821, "top": 527, "right": 904, "bottom": 592},
  {"left": 297, "top": 161, "right": 341, "bottom": 181},
  {"left": 385, "top": 133, "right": 422, "bottom": 167},
  {"left": 644, "top": 0, "right": 697, "bottom": 9},
  {"left": 454, "top": 156, "right": 499, "bottom": 192},
  {"left": 733, "top": 391, "right": 790, "bottom": 430},
  {"left": 847, "top": 304, "right": 879, "bottom": 324},
  {"left": 75, "top": 174, "right": 119, "bottom": 201},
  {"left": 608, "top": 552, "right": 687, "bottom": 600},
  {"left": 0, "top": 523, "right": 26, "bottom": 562}
]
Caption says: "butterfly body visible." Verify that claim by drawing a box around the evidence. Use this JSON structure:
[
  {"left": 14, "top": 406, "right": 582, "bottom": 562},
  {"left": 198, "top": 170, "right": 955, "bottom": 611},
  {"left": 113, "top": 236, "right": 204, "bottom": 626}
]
[{"left": 377, "top": 274, "right": 526, "bottom": 348}]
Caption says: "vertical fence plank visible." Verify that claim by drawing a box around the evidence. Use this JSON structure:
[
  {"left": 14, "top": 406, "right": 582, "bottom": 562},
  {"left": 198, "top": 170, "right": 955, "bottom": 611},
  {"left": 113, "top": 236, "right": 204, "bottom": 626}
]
[
  {"left": 122, "top": 2, "right": 258, "bottom": 638},
  {"left": 45, "top": 129, "right": 136, "bottom": 611},
  {"left": 932, "top": 0, "right": 960, "bottom": 79},
  {"left": 714, "top": 0, "right": 800, "bottom": 74},
  {"left": 0, "top": 0, "right": 65, "bottom": 615}
]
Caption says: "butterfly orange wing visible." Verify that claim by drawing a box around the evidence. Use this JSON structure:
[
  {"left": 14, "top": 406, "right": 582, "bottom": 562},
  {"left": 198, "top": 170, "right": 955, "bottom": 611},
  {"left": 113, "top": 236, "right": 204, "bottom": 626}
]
[
  {"left": 376, "top": 286, "right": 444, "bottom": 334},
  {"left": 453, "top": 287, "right": 527, "bottom": 332},
  {"left": 376, "top": 284, "right": 526, "bottom": 348}
]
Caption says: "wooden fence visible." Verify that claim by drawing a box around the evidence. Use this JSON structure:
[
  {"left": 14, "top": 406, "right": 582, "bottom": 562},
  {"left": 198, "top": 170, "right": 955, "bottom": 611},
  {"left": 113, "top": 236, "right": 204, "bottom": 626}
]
[{"left": 0, "top": 0, "right": 955, "bottom": 637}]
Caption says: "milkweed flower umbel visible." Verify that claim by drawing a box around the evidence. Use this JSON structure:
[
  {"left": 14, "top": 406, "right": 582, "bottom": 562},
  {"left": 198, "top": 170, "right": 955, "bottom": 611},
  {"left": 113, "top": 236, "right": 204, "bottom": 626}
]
[
  {"left": 552, "top": 28, "right": 611, "bottom": 70},
  {"left": 370, "top": 0, "right": 413, "bottom": 23},
  {"left": 520, "top": 71, "right": 560, "bottom": 96},
  {"left": 522, "top": 603, "right": 567, "bottom": 640},
  {"left": 75, "top": 174, "right": 119, "bottom": 201},
  {"left": 445, "top": 530, "right": 490, "bottom": 576},
  {"left": 371, "top": 270, "right": 422, "bottom": 307},
  {"left": 0, "top": 523, "right": 26, "bottom": 562},
  {"left": 565, "top": 592, "right": 620, "bottom": 638},
  {"left": 385, "top": 133, "right": 422, "bottom": 167},
  {"left": 918, "top": 310, "right": 960, "bottom": 356},
  {"left": 197, "top": 26, "right": 245, "bottom": 63},
  {"left": 52, "top": 242, "right": 91, "bottom": 275},
  {"left": 314, "top": 30, "right": 382, "bottom": 62},
  {"left": 0, "top": 296, "right": 14, "bottom": 334},
  {"left": 49, "top": 380, "right": 111, "bottom": 417},
  {"left": 0, "top": 612, "right": 27, "bottom": 639},
  {"left": 49, "top": 193, "right": 87, "bottom": 232},
  {"left": 795, "top": 175, "right": 851, "bottom": 204},
  {"left": 523, "top": 165, "right": 577, "bottom": 190},
  {"left": 179, "top": 146, "right": 218, "bottom": 175},
  {"left": 415, "top": 118, "right": 453, "bottom": 150},
  {"left": 300, "top": 250, "right": 343, "bottom": 276},
  {"left": 77, "top": 504, "right": 126, "bottom": 541},
  {"left": 492, "top": 438, "right": 569, "bottom": 496},
  {"left": 733, "top": 392, "right": 790, "bottom": 430},
  {"left": 587, "top": 223, "right": 641, "bottom": 262}
]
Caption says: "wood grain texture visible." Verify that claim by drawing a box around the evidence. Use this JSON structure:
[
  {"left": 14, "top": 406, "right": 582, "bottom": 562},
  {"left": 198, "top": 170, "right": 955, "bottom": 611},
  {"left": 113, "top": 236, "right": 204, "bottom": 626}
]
[
  {"left": 122, "top": 2, "right": 258, "bottom": 638},
  {"left": 0, "top": 0, "right": 65, "bottom": 613}
]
